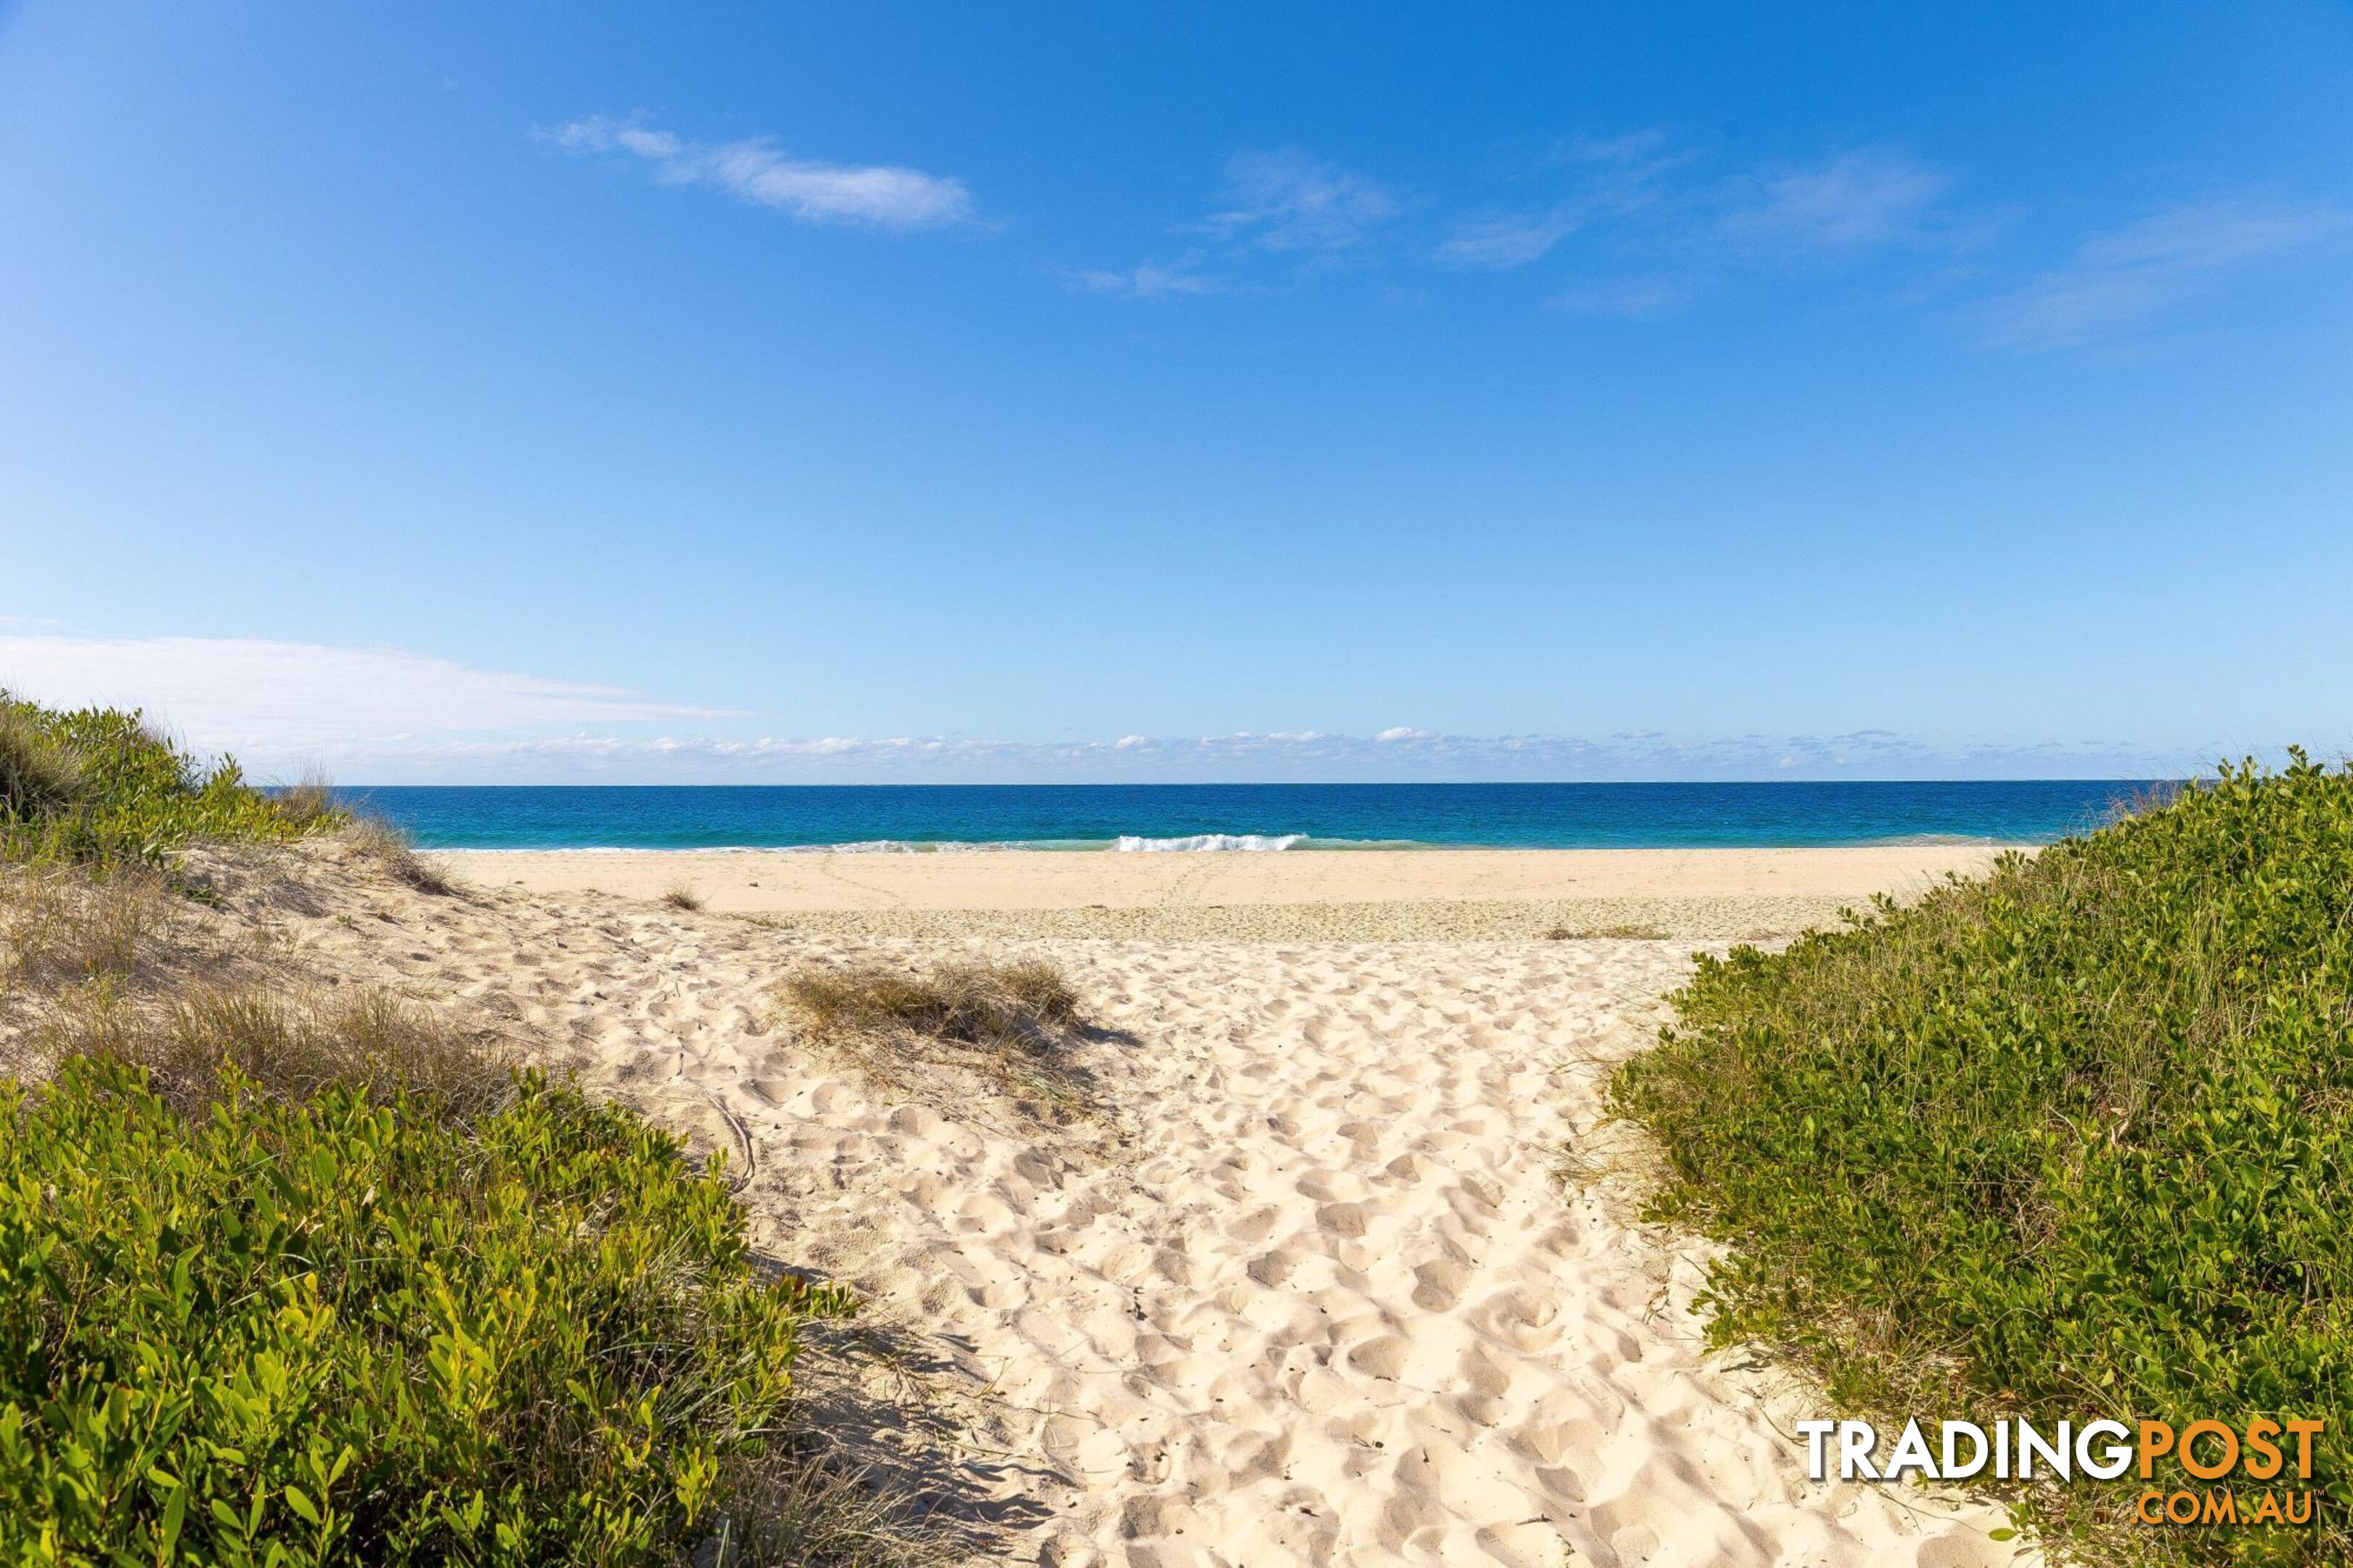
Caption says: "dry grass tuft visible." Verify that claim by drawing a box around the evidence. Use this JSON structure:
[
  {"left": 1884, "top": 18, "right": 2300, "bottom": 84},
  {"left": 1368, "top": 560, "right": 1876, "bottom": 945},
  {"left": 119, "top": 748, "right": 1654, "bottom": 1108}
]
[
  {"left": 661, "top": 882, "right": 706, "bottom": 912},
  {"left": 776, "top": 957, "right": 1091, "bottom": 1120},
  {"left": 37, "top": 981, "right": 515, "bottom": 1123},
  {"left": 273, "top": 769, "right": 341, "bottom": 830},
  {"left": 783, "top": 957, "right": 1080, "bottom": 1045},
  {"left": 713, "top": 1450, "right": 951, "bottom": 1568},
  {"left": 1, "top": 866, "right": 176, "bottom": 993},
  {"left": 1546, "top": 922, "right": 1671, "bottom": 941},
  {"left": 344, "top": 814, "right": 461, "bottom": 896},
  {"left": 0, "top": 703, "right": 89, "bottom": 821}
]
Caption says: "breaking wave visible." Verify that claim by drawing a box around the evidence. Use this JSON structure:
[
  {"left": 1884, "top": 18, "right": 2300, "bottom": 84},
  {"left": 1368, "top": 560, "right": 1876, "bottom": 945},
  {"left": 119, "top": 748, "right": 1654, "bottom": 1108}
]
[{"left": 1113, "top": 833, "right": 1305, "bottom": 852}]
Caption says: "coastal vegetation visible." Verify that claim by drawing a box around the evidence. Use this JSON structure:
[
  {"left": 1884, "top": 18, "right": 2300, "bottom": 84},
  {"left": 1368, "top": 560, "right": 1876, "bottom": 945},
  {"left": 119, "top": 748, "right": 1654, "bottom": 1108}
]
[
  {"left": 1612, "top": 756, "right": 2353, "bottom": 1563},
  {"left": 0, "top": 695, "right": 908, "bottom": 1564},
  {"left": 1, "top": 694, "right": 338, "bottom": 865}
]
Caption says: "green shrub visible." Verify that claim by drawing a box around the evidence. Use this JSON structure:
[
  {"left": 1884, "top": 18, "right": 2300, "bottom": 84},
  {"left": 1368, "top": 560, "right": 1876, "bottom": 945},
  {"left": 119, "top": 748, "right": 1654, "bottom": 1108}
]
[
  {"left": 0, "top": 1057, "right": 853, "bottom": 1564},
  {"left": 1610, "top": 755, "right": 2353, "bottom": 1562},
  {"left": 0, "top": 694, "right": 339, "bottom": 865}
]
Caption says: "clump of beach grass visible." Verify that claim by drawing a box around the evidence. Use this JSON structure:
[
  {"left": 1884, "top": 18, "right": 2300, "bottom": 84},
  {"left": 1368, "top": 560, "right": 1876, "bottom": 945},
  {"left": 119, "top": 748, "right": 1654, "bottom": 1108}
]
[
  {"left": 663, "top": 881, "right": 706, "bottom": 911},
  {"left": 36, "top": 980, "right": 517, "bottom": 1124},
  {"left": 272, "top": 768, "right": 341, "bottom": 829},
  {"left": 1609, "top": 753, "right": 2353, "bottom": 1564},
  {"left": 1545, "top": 921, "right": 1671, "bottom": 941},
  {"left": 776, "top": 956, "right": 1092, "bottom": 1120},
  {"left": 343, "top": 812, "right": 460, "bottom": 895},
  {"left": 1, "top": 864, "right": 176, "bottom": 994},
  {"left": 0, "top": 702, "right": 90, "bottom": 821}
]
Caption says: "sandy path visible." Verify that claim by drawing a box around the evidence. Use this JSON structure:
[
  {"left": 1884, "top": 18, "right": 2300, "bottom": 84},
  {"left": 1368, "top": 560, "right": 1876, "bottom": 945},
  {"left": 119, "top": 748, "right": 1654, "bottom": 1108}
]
[{"left": 266, "top": 853, "right": 2021, "bottom": 1568}]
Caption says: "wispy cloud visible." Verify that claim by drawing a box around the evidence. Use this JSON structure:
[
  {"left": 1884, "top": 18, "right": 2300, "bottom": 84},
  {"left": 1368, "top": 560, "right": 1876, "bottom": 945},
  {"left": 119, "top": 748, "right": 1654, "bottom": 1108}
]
[
  {"left": 1203, "top": 149, "right": 1400, "bottom": 255},
  {"left": 0, "top": 636, "right": 737, "bottom": 763},
  {"left": 1438, "top": 133, "right": 1693, "bottom": 271},
  {"left": 1435, "top": 205, "right": 1583, "bottom": 269},
  {"left": 1723, "top": 147, "right": 1955, "bottom": 253},
  {"left": 539, "top": 115, "right": 974, "bottom": 231},
  {"left": 1058, "top": 252, "right": 1231, "bottom": 300},
  {"left": 1069, "top": 148, "right": 1398, "bottom": 303},
  {"left": 1984, "top": 195, "right": 2352, "bottom": 349},
  {"left": 1550, "top": 277, "right": 1693, "bottom": 319}
]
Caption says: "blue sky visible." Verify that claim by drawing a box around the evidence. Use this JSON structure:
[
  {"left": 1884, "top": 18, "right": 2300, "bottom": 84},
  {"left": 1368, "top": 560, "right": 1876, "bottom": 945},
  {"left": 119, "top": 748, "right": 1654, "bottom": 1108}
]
[{"left": 3, "top": 1, "right": 2349, "bottom": 781}]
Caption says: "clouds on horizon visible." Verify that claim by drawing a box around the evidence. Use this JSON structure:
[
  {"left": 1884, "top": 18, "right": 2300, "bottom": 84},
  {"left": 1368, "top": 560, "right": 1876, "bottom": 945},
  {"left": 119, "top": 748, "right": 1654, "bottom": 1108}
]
[
  {"left": 220, "top": 727, "right": 2219, "bottom": 787},
  {"left": 539, "top": 115, "right": 974, "bottom": 230},
  {"left": 0, "top": 634, "right": 2219, "bottom": 784},
  {"left": 0, "top": 634, "right": 739, "bottom": 761}
]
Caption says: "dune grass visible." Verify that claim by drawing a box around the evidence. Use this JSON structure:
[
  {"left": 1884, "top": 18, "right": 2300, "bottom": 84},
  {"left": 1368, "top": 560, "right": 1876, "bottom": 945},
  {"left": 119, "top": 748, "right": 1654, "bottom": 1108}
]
[
  {"left": 777, "top": 957, "right": 1091, "bottom": 1119},
  {"left": 664, "top": 882, "right": 707, "bottom": 912},
  {"left": 32, "top": 980, "right": 515, "bottom": 1123},
  {"left": 343, "top": 814, "right": 461, "bottom": 896},
  {"left": 1609, "top": 755, "right": 2353, "bottom": 1563},
  {"left": 0, "top": 863, "right": 176, "bottom": 994}
]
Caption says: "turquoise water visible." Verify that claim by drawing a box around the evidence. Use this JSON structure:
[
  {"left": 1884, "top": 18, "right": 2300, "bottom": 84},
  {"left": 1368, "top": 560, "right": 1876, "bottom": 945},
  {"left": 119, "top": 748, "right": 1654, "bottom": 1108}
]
[{"left": 339, "top": 780, "right": 2160, "bottom": 852}]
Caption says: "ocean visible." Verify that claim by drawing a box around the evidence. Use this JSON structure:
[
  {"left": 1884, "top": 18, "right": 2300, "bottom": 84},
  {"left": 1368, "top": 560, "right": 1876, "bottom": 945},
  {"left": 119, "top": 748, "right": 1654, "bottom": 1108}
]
[{"left": 342, "top": 780, "right": 2161, "bottom": 852}]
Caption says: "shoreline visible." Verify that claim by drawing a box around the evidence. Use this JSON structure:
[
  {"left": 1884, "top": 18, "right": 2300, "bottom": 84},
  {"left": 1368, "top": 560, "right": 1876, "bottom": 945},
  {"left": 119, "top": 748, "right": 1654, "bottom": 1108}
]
[{"left": 423, "top": 835, "right": 2028, "bottom": 852}]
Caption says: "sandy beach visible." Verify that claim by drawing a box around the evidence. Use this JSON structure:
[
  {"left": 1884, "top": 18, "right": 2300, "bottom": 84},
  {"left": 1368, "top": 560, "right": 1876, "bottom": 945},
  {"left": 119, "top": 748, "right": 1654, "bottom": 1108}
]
[
  {"left": 446, "top": 844, "right": 2013, "bottom": 942},
  {"left": 91, "top": 838, "right": 2018, "bottom": 1565}
]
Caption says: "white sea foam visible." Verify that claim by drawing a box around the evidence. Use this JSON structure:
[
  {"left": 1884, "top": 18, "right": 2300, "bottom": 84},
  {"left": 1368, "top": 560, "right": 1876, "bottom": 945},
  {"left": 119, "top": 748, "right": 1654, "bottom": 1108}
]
[{"left": 444, "top": 834, "right": 1363, "bottom": 854}]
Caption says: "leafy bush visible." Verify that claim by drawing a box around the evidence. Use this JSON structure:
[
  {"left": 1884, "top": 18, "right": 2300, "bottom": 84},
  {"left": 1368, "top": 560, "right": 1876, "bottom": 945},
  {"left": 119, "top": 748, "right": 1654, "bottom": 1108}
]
[
  {"left": 1610, "top": 755, "right": 2353, "bottom": 1562},
  {"left": 0, "top": 695, "right": 339, "bottom": 865},
  {"left": 0, "top": 1055, "right": 853, "bottom": 1564}
]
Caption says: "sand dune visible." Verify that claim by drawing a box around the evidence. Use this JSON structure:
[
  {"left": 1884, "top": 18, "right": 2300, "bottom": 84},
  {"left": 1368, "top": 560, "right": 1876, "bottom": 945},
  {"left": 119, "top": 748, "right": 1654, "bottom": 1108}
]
[{"left": 221, "top": 842, "right": 2027, "bottom": 1567}]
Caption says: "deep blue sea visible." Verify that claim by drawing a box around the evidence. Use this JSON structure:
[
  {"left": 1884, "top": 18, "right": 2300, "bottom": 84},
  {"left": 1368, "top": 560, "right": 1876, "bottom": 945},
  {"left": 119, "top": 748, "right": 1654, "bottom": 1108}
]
[{"left": 340, "top": 781, "right": 2161, "bottom": 852}]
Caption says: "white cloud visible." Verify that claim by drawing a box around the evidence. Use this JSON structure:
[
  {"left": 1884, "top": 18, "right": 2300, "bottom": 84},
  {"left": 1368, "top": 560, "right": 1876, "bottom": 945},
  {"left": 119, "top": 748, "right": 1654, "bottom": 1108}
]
[
  {"left": 1550, "top": 277, "right": 1693, "bottom": 319},
  {"left": 1206, "top": 149, "right": 1400, "bottom": 254},
  {"left": 1435, "top": 134, "right": 1695, "bottom": 271},
  {"left": 1060, "top": 253, "right": 1229, "bottom": 300},
  {"left": 1724, "top": 148, "right": 1953, "bottom": 252},
  {"left": 540, "top": 115, "right": 974, "bottom": 231},
  {"left": 1435, "top": 205, "right": 1583, "bottom": 269},
  {"left": 0, "top": 635, "right": 737, "bottom": 764},
  {"left": 1984, "top": 195, "right": 2352, "bottom": 349}
]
